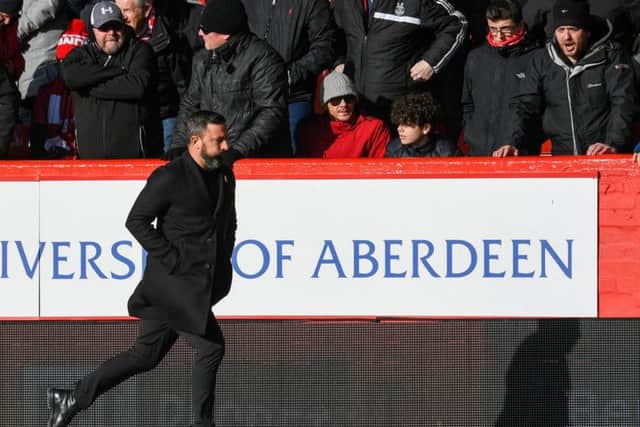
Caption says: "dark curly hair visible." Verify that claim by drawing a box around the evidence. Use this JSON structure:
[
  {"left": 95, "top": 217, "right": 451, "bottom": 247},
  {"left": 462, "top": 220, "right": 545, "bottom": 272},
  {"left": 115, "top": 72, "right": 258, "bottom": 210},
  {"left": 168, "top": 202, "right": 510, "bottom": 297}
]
[
  {"left": 486, "top": 0, "right": 523, "bottom": 24},
  {"left": 390, "top": 92, "right": 440, "bottom": 127}
]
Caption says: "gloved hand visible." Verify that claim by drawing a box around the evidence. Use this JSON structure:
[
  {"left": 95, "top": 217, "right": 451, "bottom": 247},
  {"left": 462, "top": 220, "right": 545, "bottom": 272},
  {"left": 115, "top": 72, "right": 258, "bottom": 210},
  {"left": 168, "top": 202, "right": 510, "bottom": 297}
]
[{"left": 220, "top": 148, "right": 242, "bottom": 167}]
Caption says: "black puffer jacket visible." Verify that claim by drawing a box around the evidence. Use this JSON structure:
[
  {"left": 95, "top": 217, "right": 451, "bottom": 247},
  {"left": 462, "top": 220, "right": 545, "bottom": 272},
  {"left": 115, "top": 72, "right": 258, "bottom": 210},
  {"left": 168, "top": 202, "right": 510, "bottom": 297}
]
[
  {"left": 510, "top": 18, "right": 637, "bottom": 154},
  {"left": 462, "top": 34, "right": 543, "bottom": 156},
  {"left": 242, "top": 0, "right": 335, "bottom": 103},
  {"left": 385, "top": 133, "right": 461, "bottom": 157},
  {"left": 61, "top": 35, "right": 158, "bottom": 159},
  {"left": 171, "top": 32, "right": 291, "bottom": 158},
  {"left": 333, "top": 0, "right": 467, "bottom": 107}
]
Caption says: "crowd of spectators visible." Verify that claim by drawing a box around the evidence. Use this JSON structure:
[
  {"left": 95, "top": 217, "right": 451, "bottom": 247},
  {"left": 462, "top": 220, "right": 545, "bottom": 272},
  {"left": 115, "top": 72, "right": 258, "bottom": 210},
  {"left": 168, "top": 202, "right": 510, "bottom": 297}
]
[{"left": 0, "top": 0, "right": 639, "bottom": 163}]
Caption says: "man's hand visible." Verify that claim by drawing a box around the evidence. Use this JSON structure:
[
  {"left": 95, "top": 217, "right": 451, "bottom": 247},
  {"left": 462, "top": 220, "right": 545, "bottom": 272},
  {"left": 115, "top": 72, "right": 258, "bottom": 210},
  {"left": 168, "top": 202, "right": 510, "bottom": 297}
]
[
  {"left": 586, "top": 142, "right": 616, "bottom": 155},
  {"left": 492, "top": 145, "right": 519, "bottom": 157},
  {"left": 633, "top": 152, "right": 640, "bottom": 166},
  {"left": 410, "top": 60, "right": 434, "bottom": 81}
]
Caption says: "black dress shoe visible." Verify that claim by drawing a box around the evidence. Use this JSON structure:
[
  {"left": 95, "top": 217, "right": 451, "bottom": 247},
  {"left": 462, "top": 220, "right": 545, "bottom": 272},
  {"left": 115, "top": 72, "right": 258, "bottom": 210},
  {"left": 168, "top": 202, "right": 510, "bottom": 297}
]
[{"left": 47, "top": 388, "right": 80, "bottom": 427}]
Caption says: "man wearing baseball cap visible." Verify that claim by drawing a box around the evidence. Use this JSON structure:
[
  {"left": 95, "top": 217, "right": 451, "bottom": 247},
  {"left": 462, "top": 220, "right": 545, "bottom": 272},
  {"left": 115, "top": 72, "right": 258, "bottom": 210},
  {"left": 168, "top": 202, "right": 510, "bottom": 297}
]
[
  {"left": 504, "top": 0, "right": 637, "bottom": 156},
  {"left": 60, "top": 1, "right": 161, "bottom": 159}
]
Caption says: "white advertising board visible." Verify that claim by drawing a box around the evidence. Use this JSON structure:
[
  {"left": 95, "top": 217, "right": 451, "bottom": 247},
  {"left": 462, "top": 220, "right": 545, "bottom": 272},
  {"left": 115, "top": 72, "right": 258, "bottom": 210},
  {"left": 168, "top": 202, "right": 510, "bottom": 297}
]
[
  {"left": 0, "top": 182, "right": 39, "bottom": 317},
  {"left": 11, "top": 177, "right": 598, "bottom": 318}
]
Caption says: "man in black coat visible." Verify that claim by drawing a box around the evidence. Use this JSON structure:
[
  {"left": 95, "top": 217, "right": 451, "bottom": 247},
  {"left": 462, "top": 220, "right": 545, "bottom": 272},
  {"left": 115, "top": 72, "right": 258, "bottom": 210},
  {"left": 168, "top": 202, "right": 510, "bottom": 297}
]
[
  {"left": 46, "top": 110, "right": 236, "bottom": 427},
  {"left": 61, "top": 1, "right": 159, "bottom": 159},
  {"left": 170, "top": 0, "right": 291, "bottom": 163}
]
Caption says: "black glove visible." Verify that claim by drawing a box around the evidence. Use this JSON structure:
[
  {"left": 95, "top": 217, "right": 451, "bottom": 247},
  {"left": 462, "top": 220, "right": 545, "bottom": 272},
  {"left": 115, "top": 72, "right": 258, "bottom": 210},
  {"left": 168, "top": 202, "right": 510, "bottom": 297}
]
[
  {"left": 220, "top": 148, "right": 242, "bottom": 167},
  {"left": 164, "top": 146, "right": 186, "bottom": 160}
]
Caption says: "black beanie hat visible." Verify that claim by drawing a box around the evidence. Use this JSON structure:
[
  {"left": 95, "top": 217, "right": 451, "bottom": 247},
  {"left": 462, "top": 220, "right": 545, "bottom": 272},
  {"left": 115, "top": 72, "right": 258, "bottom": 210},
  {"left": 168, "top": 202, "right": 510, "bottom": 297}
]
[
  {"left": 200, "top": 0, "right": 248, "bottom": 35},
  {"left": 552, "top": 0, "right": 591, "bottom": 30}
]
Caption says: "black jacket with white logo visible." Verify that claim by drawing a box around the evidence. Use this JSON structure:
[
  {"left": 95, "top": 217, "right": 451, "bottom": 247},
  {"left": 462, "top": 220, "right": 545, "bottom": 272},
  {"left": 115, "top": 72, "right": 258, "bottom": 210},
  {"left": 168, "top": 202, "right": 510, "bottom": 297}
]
[{"left": 510, "top": 18, "right": 637, "bottom": 154}]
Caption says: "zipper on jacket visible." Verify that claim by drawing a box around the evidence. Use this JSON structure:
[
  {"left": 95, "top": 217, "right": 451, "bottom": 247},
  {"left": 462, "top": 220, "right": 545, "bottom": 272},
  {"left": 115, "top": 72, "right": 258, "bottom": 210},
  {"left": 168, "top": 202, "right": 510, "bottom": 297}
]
[
  {"left": 263, "top": 0, "right": 277, "bottom": 40},
  {"left": 564, "top": 69, "right": 579, "bottom": 155}
]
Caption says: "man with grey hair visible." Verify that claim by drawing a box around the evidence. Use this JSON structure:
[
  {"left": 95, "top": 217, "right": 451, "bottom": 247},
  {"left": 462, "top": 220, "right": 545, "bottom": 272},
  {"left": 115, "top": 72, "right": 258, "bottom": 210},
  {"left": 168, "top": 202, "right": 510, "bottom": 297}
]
[
  {"left": 61, "top": 1, "right": 159, "bottom": 158},
  {"left": 47, "top": 110, "right": 236, "bottom": 427}
]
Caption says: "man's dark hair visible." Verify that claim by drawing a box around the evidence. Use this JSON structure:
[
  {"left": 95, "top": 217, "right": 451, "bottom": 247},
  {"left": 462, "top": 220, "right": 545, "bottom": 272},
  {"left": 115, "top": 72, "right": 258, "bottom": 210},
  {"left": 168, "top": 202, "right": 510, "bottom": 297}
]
[
  {"left": 390, "top": 92, "right": 440, "bottom": 127},
  {"left": 486, "top": 0, "right": 523, "bottom": 24},
  {"left": 185, "top": 110, "right": 226, "bottom": 139}
]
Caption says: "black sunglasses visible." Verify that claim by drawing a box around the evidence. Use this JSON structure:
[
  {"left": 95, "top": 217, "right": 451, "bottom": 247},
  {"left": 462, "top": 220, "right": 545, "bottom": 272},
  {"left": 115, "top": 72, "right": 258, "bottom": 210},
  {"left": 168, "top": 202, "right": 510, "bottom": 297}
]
[{"left": 328, "top": 95, "right": 356, "bottom": 106}]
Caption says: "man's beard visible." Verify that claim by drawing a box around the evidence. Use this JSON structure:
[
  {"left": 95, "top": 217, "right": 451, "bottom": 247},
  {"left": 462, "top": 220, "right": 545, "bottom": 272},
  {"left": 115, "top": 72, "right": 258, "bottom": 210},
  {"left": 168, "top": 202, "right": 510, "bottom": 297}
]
[{"left": 201, "top": 154, "right": 222, "bottom": 171}]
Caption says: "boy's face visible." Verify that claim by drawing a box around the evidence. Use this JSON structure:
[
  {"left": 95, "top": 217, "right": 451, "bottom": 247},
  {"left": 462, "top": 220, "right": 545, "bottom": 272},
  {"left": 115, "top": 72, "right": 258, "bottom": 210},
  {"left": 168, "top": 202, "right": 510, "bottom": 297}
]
[{"left": 397, "top": 123, "right": 430, "bottom": 145}]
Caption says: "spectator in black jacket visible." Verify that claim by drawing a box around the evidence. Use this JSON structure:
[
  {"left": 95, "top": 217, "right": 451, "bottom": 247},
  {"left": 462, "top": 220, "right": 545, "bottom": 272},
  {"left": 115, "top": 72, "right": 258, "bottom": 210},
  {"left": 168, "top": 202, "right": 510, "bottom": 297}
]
[
  {"left": 115, "top": 0, "right": 190, "bottom": 156},
  {"left": 242, "top": 0, "right": 335, "bottom": 155},
  {"left": 0, "top": 61, "right": 18, "bottom": 159},
  {"left": 386, "top": 91, "right": 460, "bottom": 158},
  {"left": 170, "top": 0, "right": 291, "bottom": 163},
  {"left": 61, "top": 1, "right": 158, "bottom": 159},
  {"left": 462, "top": 0, "right": 543, "bottom": 157},
  {"left": 507, "top": 0, "right": 637, "bottom": 156},
  {"left": 332, "top": 0, "right": 467, "bottom": 123}
]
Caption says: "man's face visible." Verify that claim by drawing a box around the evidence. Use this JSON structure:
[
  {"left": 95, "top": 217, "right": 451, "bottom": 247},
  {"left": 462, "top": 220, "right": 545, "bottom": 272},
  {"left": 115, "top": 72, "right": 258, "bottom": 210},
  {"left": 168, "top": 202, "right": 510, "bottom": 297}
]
[
  {"left": 198, "top": 28, "right": 229, "bottom": 50},
  {"left": 397, "top": 123, "right": 429, "bottom": 145},
  {"left": 93, "top": 22, "right": 126, "bottom": 55},
  {"left": 0, "top": 12, "right": 13, "bottom": 27},
  {"left": 115, "top": 0, "right": 150, "bottom": 33},
  {"left": 326, "top": 95, "right": 357, "bottom": 123},
  {"left": 194, "top": 123, "right": 229, "bottom": 169},
  {"left": 555, "top": 26, "right": 590, "bottom": 62},
  {"left": 487, "top": 18, "right": 520, "bottom": 43}
]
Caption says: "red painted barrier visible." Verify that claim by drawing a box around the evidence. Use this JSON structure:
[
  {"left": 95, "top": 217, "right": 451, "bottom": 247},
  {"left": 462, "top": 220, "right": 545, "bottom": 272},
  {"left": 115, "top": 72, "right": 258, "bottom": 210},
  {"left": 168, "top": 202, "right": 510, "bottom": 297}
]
[{"left": 1, "top": 155, "right": 638, "bottom": 317}]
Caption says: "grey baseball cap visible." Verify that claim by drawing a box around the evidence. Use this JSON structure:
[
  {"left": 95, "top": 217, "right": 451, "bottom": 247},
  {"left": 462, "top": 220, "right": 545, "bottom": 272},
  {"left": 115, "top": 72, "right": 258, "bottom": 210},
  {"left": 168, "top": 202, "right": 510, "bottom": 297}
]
[{"left": 90, "top": 1, "right": 125, "bottom": 29}]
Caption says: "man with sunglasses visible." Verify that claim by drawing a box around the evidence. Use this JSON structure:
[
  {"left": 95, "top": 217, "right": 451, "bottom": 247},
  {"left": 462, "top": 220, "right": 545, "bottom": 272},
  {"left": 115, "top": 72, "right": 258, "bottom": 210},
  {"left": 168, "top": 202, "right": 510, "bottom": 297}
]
[
  {"left": 461, "top": 0, "right": 543, "bottom": 157},
  {"left": 296, "top": 70, "right": 390, "bottom": 157},
  {"left": 61, "top": 1, "right": 158, "bottom": 159},
  {"left": 169, "top": 0, "right": 291, "bottom": 164}
]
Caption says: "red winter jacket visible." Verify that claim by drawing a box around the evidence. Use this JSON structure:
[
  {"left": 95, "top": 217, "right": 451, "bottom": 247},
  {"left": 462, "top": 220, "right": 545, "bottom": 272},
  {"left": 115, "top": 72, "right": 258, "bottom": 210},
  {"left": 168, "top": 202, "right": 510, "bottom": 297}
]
[{"left": 296, "top": 113, "right": 390, "bottom": 158}]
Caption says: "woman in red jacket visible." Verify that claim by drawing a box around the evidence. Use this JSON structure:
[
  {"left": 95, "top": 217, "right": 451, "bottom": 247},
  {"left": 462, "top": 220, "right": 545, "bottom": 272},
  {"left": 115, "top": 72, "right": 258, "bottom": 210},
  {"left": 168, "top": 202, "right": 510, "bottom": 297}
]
[{"left": 296, "top": 71, "right": 390, "bottom": 158}]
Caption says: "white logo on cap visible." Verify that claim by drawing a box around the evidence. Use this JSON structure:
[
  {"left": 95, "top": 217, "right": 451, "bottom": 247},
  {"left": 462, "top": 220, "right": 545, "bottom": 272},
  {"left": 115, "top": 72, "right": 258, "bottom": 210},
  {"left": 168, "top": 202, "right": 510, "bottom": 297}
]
[
  {"left": 101, "top": 6, "right": 113, "bottom": 14},
  {"left": 561, "top": 9, "right": 569, "bottom": 13}
]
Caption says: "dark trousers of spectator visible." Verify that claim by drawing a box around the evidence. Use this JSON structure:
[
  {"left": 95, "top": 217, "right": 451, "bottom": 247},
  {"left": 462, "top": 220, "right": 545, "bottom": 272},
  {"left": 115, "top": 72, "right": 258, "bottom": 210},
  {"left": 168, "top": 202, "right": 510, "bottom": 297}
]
[{"left": 73, "top": 317, "right": 225, "bottom": 427}]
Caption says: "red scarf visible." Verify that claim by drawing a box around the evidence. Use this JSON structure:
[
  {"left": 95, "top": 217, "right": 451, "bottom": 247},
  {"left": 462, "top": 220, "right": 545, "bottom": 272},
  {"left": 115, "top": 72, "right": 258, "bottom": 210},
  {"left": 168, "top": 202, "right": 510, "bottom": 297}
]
[{"left": 487, "top": 26, "right": 526, "bottom": 48}]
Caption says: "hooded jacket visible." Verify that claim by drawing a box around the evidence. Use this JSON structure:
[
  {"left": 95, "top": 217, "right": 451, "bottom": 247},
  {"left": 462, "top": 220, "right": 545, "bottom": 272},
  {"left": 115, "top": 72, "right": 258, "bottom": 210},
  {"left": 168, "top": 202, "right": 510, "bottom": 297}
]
[
  {"left": 510, "top": 17, "right": 637, "bottom": 154},
  {"left": 61, "top": 33, "right": 158, "bottom": 159},
  {"left": 462, "top": 32, "right": 543, "bottom": 156},
  {"left": 385, "top": 133, "right": 461, "bottom": 157}
]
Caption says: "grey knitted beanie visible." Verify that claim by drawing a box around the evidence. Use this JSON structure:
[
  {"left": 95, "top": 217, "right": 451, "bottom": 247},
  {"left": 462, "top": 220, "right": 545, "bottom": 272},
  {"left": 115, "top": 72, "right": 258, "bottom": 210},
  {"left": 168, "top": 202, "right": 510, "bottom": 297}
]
[{"left": 321, "top": 71, "right": 358, "bottom": 105}]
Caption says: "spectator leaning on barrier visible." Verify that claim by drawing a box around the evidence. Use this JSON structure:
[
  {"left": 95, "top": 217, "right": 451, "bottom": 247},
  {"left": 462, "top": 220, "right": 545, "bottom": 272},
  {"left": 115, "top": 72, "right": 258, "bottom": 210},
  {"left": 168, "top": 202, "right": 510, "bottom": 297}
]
[
  {"left": 332, "top": 0, "right": 467, "bottom": 122},
  {"left": 386, "top": 91, "right": 461, "bottom": 158},
  {"left": 0, "top": 61, "right": 18, "bottom": 159},
  {"left": 0, "top": 0, "right": 24, "bottom": 82},
  {"left": 242, "top": 0, "right": 336, "bottom": 155},
  {"left": 61, "top": 1, "right": 158, "bottom": 159},
  {"left": 462, "top": 0, "right": 543, "bottom": 157},
  {"left": 115, "top": 0, "right": 191, "bottom": 156},
  {"left": 46, "top": 110, "right": 236, "bottom": 427},
  {"left": 169, "top": 0, "right": 291, "bottom": 164},
  {"left": 506, "top": 0, "right": 637, "bottom": 156},
  {"left": 296, "top": 71, "right": 390, "bottom": 158}
]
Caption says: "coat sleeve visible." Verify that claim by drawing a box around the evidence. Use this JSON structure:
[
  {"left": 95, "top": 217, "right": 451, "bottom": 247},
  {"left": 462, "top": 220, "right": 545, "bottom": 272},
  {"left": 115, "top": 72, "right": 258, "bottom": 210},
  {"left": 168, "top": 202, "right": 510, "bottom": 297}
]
[
  {"left": 420, "top": 0, "right": 467, "bottom": 74},
  {"left": 125, "top": 167, "right": 180, "bottom": 273},
  {"left": 88, "top": 43, "right": 155, "bottom": 101},
  {"left": 17, "top": 0, "right": 63, "bottom": 41},
  {"left": 461, "top": 51, "right": 474, "bottom": 128},
  {"left": 604, "top": 50, "right": 637, "bottom": 152},
  {"left": 0, "top": 63, "right": 17, "bottom": 159},
  {"left": 232, "top": 48, "right": 289, "bottom": 157},
  {"left": 366, "top": 119, "right": 391, "bottom": 158},
  {"left": 61, "top": 46, "right": 126, "bottom": 90},
  {"left": 509, "top": 53, "right": 545, "bottom": 150},
  {"left": 170, "top": 56, "right": 204, "bottom": 150},
  {"left": 287, "top": 0, "right": 336, "bottom": 88}
]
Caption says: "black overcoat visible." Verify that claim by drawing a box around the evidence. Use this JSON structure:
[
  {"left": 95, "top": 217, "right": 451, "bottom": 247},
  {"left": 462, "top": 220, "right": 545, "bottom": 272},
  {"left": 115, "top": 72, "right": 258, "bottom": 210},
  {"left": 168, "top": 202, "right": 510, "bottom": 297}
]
[{"left": 126, "top": 152, "right": 236, "bottom": 335}]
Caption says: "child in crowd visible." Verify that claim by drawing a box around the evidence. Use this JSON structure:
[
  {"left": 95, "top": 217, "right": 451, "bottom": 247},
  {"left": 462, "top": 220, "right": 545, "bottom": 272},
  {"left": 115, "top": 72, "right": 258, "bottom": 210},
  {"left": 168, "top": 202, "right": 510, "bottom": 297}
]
[{"left": 386, "top": 92, "right": 462, "bottom": 158}]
